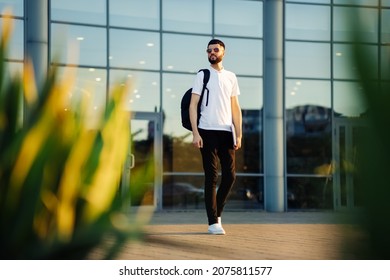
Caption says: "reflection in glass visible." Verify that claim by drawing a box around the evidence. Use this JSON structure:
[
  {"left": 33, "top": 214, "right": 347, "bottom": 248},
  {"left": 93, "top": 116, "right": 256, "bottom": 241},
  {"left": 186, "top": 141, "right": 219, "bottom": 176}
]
[
  {"left": 287, "top": 177, "right": 333, "bottom": 209},
  {"left": 162, "top": 175, "right": 263, "bottom": 210},
  {"left": 163, "top": 34, "right": 210, "bottom": 73},
  {"left": 128, "top": 119, "right": 155, "bottom": 206},
  {"left": 162, "top": 0, "right": 211, "bottom": 33},
  {"left": 219, "top": 37, "right": 263, "bottom": 76},
  {"left": 6, "top": 62, "right": 23, "bottom": 77},
  {"left": 110, "top": 70, "right": 160, "bottom": 112},
  {"left": 226, "top": 176, "right": 263, "bottom": 210},
  {"left": 51, "top": 0, "right": 106, "bottom": 25},
  {"left": 238, "top": 77, "right": 263, "bottom": 110},
  {"left": 163, "top": 73, "right": 195, "bottom": 138},
  {"left": 382, "top": 46, "right": 390, "bottom": 79},
  {"left": 239, "top": 109, "right": 263, "bottom": 173},
  {"left": 334, "top": 82, "right": 368, "bottom": 117},
  {"left": 286, "top": 4, "right": 330, "bottom": 41},
  {"left": 162, "top": 175, "right": 205, "bottom": 209},
  {"left": 285, "top": 79, "right": 330, "bottom": 110},
  {"left": 286, "top": 104, "right": 332, "bottom": 174},
  {"left": 215, "top": 0, "right": 262, "bottom": 37},
  {"left": 286, "top": 42, "right": 330, "bottom": 78},
  {"left": 109, "top": 0, "right": 159, "bottom": 30},
  {"left": 334, "top": 44, "right": 378, "bottom": 80},
  {"left": 338, "top": 126, "right": 347, "bottom": 206},
  {"left": 0, "top": 18, "right": 23, "bottom": 60},
  {"left": 382, "top": 9, "right": 390, "bottom": 44},
  {"left": 0, "top": 0, "right": 23, "bottom": 16},
  {"left": 333, "top": 7, "right": 378, "bottom": 43},
  {"left": 110, "top": 29, "right": 160, "bottom": 70},
  {"left": 333, "top": 0, "right": 378, "bottom": 5},
  {"left": 334, "top": 120, "right": 367, "bottom": 209},
  {"left": 162, "top": 77, "right": 203, "bottom": 173},
  {"left": 51, "top": 24, "right": 106, "bottom": 66},
  {"left": 286, "top": 81, "right": 331, "bottom": 175},
  {"left": 285, "top": 0, "right": 329, "bottom": 3},
  {"left": 351, "top": 126, "right": 366, "bottom": 208},
  {"left": 56, "top": 66, "right": 107, "bottom": 129}
]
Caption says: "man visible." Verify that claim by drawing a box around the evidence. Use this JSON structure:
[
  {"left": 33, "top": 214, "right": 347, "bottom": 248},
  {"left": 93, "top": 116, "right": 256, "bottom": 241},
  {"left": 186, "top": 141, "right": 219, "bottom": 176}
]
[{"left": 189, "top": 39, "right": 242, "bottom": 235}]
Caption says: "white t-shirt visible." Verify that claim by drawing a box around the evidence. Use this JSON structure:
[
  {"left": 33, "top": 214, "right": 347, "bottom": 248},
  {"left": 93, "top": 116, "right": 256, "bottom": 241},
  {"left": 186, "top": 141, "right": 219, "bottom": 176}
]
[{"left": 192, "top": 67, "right": 240, "bottom": 131}]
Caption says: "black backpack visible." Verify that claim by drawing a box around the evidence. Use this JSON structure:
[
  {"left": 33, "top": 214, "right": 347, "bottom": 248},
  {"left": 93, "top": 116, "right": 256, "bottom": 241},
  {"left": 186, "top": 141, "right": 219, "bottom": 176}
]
[{"left": 180, "top": 69, "right": 210, "bottom": 131}]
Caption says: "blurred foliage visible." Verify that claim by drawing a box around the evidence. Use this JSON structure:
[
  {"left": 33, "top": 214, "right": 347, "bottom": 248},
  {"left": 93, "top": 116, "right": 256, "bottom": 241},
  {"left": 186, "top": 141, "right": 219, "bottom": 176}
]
[
  {"left": 351, "top": 10, "right": 390, "bottom": 259},
  {"left": 0, "top": 13, "right": 150, "bottom": 259}
]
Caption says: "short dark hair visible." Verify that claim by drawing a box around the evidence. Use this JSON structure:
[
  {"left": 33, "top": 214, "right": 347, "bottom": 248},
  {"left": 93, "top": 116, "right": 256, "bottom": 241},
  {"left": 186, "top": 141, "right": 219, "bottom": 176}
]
[{"left": 208, "top": 39, "right": 225, "bottom": 49}]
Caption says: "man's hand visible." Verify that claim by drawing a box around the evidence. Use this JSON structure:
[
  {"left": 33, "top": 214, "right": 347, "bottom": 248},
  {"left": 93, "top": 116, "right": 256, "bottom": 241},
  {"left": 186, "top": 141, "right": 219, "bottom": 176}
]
[
  {"left": 192, "top": 133, "right": 203, "bottom": 148},
  {"left": 234, "top": 136, "right": 242, "bottom": 150}
]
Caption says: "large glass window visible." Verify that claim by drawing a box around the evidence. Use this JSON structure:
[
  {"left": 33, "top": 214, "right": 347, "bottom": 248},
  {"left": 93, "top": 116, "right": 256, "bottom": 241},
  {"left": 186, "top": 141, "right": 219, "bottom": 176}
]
[
  {"left": 286, "top": 42, "right": 330, "bottom": 78},
  {"left": 51, "top": 24, "right": 107, "bottom": 66},
  {"left": 163, "top": 34, "right": 209, "bottom": 73},
  {"left": 287, "top": 177, "right": 333, "bottom": 209},
  {"left": 334, "top": 82, "right": 368, "bottom": 117},
  {"left": 162, "top": 0, "right": 211, "bottom": 33},
  {"left": 0, "top": 0, "right": 23, "bottom": 16},
  {"left": 162, "top": 175, "right": 205, "bottom": 209},
  {"left": 382, "top": 46, "right": 390, "bottom": 79},
  {"left": 285, "top": 80, "right": 331, "bottom": 110},
  {"left": 333, "top": 7, "right": 378, "bottom": 43},
  {"left": 48, "top": 0, "right": 265, "bottom": 211},
  {"left": 333, "top": 0, "right": 378, "bottom": 5},
  {"left": 334, "top": 43, "right": 378, "bottom": 80},
  {"left": 163, "top": 72, "right": 206, "bottom": 173},
  {"left": 286, "top": 0, "right": 330, "bottom": 3},
  {"left": 286, "top": 80, "right": 332, "bottom": 175},
  {"left": 57, "top": 66, "right": 107, "bottom": 129},
  {"left": 286, "top": 4, "right": 330, "bottom": 41},
  {"left": 109, "top": 0, "right": 159, "bottom": 30},
  {"left": 51, "top": 0, "right": 106, "bottom": 25},
  {"left": 162, "top": 175, "right": 264, "bottom": 210},
  {"left": 220, "top": 37, "right": 263, "bottom": 76},
  {"left": 111, "top": 70, "right": 160, "bottom": 112},
  {"left": 110, "top": 29, "right": 160, "bottom": 70},
  {"left": 163, "top": 73, "right": 194, "bottom": 138},
  {"left": 0, "top": 18, "right": 23, "bottom": 60},
  {"left": 382, "top": 9, "right": 390, "bottom": 44},
  {"left": 215, "top": 0, "right": 263, "bottom": 38},
  {"left": 238, "top": 77, "right": 263, "bottom": 174}
]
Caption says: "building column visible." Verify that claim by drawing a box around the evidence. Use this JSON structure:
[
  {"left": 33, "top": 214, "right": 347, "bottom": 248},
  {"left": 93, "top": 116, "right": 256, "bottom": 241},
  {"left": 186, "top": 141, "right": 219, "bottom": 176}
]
[
  {"left": 24, "top": 0, "right": 48, "bottom": 93},
  {"left": 263, "top": 0, "right": 285, "bottom": 212}
]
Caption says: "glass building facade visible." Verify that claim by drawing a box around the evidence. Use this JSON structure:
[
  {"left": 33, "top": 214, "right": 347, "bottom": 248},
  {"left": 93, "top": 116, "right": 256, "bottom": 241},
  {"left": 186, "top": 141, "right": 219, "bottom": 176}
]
[{"left": 1, "top": 0, "right": 389, "bottom": 211}]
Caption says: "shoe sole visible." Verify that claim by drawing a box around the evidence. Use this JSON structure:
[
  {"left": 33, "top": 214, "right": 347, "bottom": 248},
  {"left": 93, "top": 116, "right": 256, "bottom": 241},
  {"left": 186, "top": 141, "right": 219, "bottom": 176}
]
[{"left": 208, "top": 230, "right": 226, "bottom": 235}]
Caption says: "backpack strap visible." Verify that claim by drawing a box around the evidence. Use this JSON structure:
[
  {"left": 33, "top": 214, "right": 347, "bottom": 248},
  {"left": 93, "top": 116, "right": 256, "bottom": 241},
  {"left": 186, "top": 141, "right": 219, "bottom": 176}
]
[{"left": 199, "top": 69, "right": 210, "bottom": 106}]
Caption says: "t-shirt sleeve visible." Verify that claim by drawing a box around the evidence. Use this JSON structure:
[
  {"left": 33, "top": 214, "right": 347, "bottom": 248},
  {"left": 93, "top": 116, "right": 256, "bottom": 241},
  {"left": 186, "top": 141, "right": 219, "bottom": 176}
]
[
  {"left": 231, "top": 74, "right": 241, "bottom": 97},
  {"left": 191, "top": 71, "right": 204, "bottom": 95}
]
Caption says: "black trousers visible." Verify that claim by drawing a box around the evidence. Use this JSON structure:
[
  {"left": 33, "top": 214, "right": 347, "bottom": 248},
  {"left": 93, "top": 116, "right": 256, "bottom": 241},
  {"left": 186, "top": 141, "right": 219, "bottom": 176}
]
[{"left": 199, "top": 129, "right": 236, "bottom": 225}]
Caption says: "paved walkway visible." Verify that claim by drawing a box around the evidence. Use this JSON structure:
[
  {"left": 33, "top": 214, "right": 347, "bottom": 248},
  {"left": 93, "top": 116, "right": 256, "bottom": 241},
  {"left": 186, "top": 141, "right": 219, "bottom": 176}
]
[{"left": 109, "top": 210, "right": 368, "bottom": 260}]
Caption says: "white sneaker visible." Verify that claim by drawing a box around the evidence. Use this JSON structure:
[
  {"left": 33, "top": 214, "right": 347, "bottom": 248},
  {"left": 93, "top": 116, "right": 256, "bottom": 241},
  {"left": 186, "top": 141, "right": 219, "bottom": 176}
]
[{"left": 208, "top": 223, "right": 226, "bottom": 235}]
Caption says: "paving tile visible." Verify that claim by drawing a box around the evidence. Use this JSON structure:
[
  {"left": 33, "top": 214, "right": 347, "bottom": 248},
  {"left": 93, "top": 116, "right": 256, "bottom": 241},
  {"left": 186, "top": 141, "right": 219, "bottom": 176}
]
[{"left": 108, "top": 211, "right": 367, "bottom": 260}]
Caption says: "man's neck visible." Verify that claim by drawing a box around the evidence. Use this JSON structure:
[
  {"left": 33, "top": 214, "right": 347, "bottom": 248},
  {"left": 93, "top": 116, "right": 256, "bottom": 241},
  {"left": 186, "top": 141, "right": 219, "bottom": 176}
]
[{"left": 210, "top": 63, "right": 224, "bottom": 71}]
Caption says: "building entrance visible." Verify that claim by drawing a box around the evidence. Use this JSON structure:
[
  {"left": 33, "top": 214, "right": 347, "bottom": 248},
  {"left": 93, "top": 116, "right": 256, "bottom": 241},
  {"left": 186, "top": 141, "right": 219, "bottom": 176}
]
[
  {"left": 333, "top": 117, "right": 367, "bottom": 210},
  {"left": 121, "top": 112, "right": 162, "bottom": 211}
]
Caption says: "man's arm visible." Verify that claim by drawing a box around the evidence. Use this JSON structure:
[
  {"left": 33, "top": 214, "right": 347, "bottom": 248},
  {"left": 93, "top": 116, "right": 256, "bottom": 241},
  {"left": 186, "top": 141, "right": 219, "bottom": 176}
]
[
  {"left": 231, "top": 95, "right": 242, "bottom": 150},
  {"left": 189, "top": 93, "right": 203, "bottom": 148}
]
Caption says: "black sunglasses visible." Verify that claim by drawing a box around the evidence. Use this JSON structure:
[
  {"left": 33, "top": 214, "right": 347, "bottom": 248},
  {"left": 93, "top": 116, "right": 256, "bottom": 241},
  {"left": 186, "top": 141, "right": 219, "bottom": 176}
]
[{"left": 206, "top": 48, "right": 220, "bottom": 53}]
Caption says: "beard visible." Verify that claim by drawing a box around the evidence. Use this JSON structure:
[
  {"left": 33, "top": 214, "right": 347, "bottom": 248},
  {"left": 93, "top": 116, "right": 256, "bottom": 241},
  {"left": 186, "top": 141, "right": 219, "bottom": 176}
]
[{"left": 208, "top": 55, "right": 223, "bottom": 64}]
